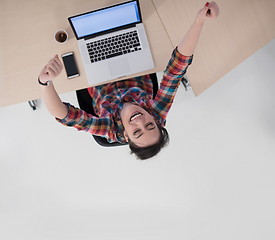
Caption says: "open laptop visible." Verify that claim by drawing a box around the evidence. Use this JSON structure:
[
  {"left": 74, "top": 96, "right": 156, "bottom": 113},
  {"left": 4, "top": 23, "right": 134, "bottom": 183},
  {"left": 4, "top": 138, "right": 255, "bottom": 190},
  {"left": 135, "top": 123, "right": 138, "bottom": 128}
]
[{"left": 68, "top": 0, "right": 154, "bottom": 85}]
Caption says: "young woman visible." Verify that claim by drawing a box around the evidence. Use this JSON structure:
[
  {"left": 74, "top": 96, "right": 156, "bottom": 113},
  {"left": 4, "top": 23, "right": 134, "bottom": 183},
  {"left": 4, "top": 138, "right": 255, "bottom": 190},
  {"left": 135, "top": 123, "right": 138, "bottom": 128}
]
[{"left": 38, "top": 2, "right": 219, "bottom": 160}]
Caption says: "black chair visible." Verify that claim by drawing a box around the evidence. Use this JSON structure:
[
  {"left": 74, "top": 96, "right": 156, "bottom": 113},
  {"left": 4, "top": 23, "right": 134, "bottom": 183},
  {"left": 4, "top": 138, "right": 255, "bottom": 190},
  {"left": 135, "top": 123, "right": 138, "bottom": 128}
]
[{"left": 76, "top": 73, "right": 159, "bottom": 147}]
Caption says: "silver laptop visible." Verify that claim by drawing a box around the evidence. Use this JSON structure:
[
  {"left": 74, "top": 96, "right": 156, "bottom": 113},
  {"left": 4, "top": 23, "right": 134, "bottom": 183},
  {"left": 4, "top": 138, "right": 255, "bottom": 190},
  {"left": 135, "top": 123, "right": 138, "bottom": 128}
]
[{"left": 68, "top": 0, "right": 154, "bottom": 85}]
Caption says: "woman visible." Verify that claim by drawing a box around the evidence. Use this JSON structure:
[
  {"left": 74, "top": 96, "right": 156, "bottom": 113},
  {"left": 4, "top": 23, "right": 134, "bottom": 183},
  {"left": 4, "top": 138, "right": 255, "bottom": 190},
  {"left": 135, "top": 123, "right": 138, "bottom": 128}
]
[{"left": 38, "top": 2, "right": 219, "bottom": 160}]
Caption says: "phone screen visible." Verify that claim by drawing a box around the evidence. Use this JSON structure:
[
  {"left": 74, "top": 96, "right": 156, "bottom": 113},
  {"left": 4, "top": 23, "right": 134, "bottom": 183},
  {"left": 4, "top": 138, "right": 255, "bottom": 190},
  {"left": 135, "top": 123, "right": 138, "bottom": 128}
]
[{"left": 62, "top": 53, "right": 79, "bottom": 78}]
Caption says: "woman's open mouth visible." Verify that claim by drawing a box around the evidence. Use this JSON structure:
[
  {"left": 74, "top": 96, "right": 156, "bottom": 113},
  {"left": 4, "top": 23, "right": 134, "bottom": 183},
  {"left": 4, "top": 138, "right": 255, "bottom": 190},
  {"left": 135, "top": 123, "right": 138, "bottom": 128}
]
[{"left": 130, "top": 112, "right": 143, "bottom": 122}]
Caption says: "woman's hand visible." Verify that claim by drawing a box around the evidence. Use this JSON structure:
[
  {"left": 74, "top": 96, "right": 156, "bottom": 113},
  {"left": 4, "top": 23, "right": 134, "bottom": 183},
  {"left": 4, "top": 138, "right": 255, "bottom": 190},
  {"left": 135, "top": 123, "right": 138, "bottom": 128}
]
[
  {"left": 39, "top": 54, "right": 63, "bottom": 84},
  {"left": 196, "top": 1, "right": 219, "bottom": 23}
]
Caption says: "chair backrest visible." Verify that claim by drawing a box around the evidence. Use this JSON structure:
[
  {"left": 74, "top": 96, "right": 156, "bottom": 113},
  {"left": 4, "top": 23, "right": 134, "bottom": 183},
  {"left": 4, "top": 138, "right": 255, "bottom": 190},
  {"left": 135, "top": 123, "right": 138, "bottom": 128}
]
[{"left": 76, "top": 73, "right": 159, "bottom": 147}]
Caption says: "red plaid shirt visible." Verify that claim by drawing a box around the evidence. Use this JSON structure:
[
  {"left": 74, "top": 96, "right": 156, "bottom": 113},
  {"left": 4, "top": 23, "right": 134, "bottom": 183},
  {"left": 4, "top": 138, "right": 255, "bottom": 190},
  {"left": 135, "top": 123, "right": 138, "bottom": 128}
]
[{"left": 57, "top": 48, "right": 193, "bottom": 143}]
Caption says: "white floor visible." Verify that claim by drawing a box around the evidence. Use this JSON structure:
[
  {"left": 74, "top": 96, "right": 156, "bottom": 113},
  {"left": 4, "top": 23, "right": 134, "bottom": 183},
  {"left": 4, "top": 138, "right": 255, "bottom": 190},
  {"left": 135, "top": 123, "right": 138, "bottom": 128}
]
[{"left": 0, "top": 39, "right": 275, "bottom": 240}]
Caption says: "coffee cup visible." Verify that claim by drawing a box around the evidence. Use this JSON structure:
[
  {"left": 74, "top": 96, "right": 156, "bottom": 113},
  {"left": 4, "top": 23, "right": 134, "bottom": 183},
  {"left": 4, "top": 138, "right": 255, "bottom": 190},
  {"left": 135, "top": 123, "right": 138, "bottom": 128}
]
[{"left": 54, "top": 30, "right": 68, "bottom": 43}]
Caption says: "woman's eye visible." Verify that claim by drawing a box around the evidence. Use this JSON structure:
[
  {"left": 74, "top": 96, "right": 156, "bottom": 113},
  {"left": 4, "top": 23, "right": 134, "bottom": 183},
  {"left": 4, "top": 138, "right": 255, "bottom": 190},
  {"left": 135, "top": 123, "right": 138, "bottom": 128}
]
[{"left": 134, "top": 130, "right": 141, "bottom": 135}]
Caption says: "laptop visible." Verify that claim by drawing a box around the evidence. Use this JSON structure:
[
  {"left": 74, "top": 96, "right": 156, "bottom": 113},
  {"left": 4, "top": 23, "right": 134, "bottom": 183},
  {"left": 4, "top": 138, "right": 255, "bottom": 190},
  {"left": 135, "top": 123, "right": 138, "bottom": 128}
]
[{"left": 68, "top": 0, "right": 155, "bottom": 84}]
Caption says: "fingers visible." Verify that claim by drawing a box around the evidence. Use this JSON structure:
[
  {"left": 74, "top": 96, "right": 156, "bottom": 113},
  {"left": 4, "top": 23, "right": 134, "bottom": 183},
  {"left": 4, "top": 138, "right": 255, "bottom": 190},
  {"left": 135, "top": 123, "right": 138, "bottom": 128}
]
[
  {"left": 54, "top": 54, "right": 63, "bottom": 69},
  {"left": 46, "top": 54, "right": 63, "bottom": 77},
  {"left": 48, "top": 55, "right": 63, "bottom": 70},
  {"left": 202, "top": 3, "right": 211, "bottom": 16},
  {"left": 49, "top": 59, "right": 61, "bottom": 73},
  {"left": 206, "top": 1, "right": 219, "bottom": 18}
]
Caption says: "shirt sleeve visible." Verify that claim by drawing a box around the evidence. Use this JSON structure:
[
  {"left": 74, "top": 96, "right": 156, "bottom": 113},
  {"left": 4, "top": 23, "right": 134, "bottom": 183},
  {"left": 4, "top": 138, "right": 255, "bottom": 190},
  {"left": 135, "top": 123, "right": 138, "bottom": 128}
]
[
  {"left": 56, "top": 102, "right": 116, "bottom": 141},
  {"left": 152, "top": 47, "right": 193, "bottom": 122}
]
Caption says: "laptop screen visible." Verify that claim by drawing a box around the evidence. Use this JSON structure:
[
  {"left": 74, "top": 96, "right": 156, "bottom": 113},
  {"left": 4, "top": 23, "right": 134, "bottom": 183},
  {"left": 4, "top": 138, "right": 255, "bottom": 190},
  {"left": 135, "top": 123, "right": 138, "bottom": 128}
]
[{"left": 69, "top": 0, "right": 141, "bottom": 40}]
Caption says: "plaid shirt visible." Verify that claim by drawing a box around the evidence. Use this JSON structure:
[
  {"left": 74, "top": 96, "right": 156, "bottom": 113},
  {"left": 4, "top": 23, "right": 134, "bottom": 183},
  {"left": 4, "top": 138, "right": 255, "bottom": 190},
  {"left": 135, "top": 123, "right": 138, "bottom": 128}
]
[{"left": 57, "top": 48, "right": 193, "bottom": 143}]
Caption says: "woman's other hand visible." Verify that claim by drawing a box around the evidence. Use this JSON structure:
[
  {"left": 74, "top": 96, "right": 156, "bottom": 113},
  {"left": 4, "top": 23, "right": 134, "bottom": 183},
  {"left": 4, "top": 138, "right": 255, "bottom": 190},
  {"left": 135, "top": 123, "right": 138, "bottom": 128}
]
[{"left": 196, "top": 1, "right": 220, "bottom": 23}]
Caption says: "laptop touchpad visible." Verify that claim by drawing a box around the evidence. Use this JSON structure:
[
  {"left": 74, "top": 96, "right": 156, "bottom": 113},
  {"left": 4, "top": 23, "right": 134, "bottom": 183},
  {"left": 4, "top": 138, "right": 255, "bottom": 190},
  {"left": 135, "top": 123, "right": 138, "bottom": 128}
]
[{"left": 108, "top": 57, "right": 130, "bottom": 78}]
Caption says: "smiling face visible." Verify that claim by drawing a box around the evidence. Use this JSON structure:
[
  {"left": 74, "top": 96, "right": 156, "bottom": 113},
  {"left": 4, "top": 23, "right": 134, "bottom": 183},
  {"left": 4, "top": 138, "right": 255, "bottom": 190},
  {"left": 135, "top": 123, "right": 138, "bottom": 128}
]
[{"left": 120, "top": 103, "right": 160, "bottom": 147}]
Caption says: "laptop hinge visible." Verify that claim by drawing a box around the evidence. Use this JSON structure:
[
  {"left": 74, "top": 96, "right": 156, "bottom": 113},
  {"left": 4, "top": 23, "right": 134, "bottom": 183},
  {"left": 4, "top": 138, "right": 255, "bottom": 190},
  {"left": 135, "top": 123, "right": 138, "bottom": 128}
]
[{"left": 84, "top": 23, "right": 137, "bottom": 41}]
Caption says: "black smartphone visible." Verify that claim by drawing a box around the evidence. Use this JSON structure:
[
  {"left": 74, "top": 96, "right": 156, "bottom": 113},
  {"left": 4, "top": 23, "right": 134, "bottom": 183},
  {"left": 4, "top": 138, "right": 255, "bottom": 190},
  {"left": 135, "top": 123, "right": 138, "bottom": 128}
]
[{"left": 61, "top": 52, "right": 80, "bottom": 79}]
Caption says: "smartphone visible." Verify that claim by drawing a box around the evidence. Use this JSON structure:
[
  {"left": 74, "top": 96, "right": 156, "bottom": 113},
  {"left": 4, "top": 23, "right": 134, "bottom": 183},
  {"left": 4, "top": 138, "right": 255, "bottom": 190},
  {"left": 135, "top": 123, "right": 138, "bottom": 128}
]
[{"left": 61, "top": 52, "right": 80, "bottom": 79}]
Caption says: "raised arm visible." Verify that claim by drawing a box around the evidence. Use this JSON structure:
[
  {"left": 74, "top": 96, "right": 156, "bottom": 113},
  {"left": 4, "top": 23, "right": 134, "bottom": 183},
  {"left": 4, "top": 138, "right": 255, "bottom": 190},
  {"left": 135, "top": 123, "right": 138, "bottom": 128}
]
[
  {"left": 178, "top": 1, "right": 219, "bottom": 56},
  {"left": 38, "top": 55, "right": 68, "bottom": 119},
  {"left": 153, "top": 2, "right": 219, "bottom": 122}
]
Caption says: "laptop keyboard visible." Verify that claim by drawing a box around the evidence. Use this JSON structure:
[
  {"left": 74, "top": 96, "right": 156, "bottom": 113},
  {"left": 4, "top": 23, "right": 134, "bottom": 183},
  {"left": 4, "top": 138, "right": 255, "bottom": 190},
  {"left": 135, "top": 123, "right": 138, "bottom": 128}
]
[{"left": 86, "top": 30, "right": 142, "bottom": 63}]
